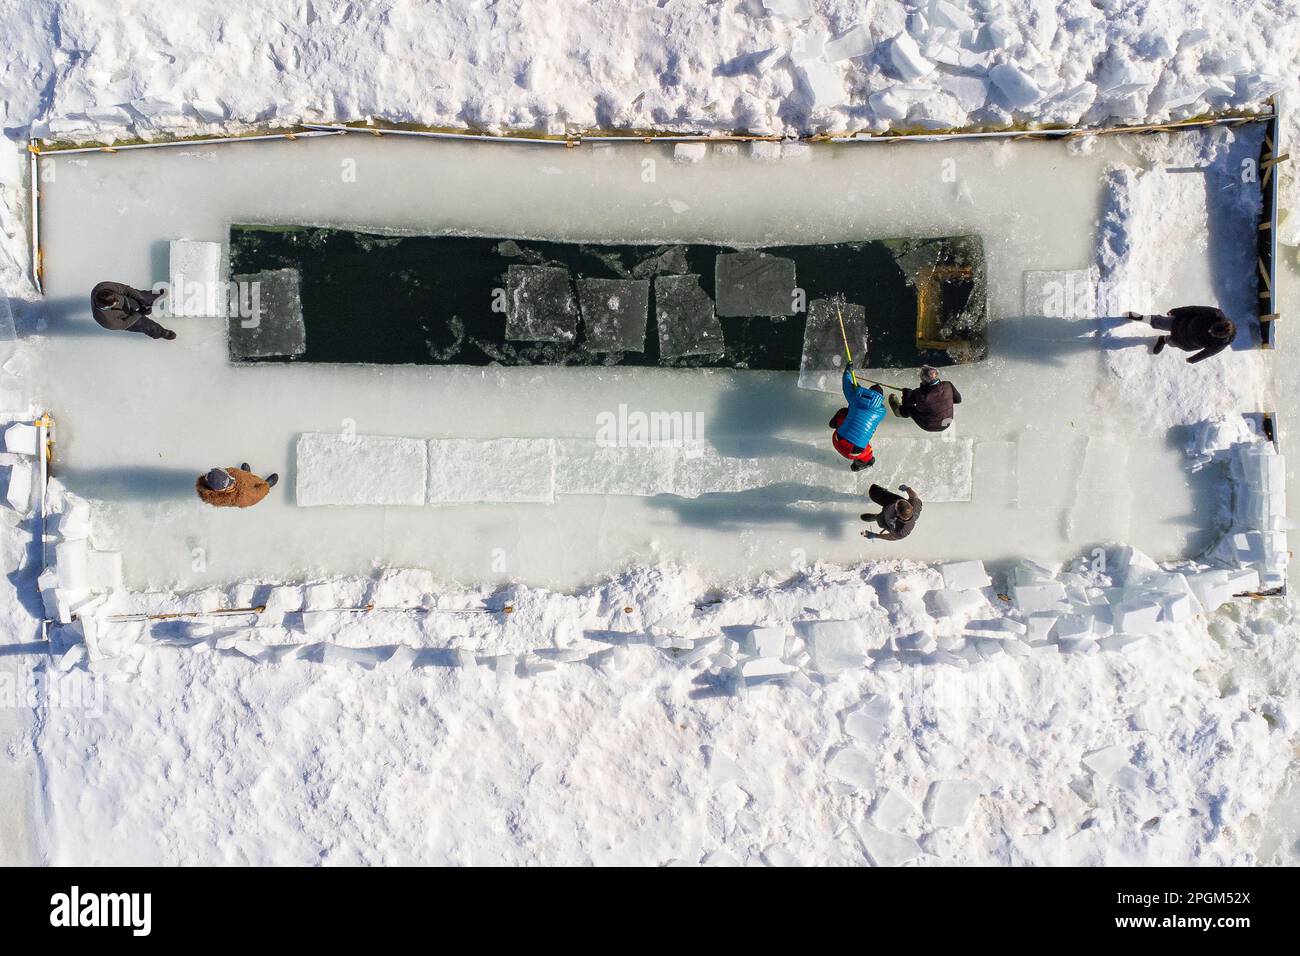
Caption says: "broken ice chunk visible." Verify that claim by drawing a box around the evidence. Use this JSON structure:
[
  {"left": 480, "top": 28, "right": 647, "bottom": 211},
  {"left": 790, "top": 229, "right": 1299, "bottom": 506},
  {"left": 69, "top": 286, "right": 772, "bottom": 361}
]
[
  {"left": 1111, "top": 599, "right": 1162, "bottom": 635},
  {"left": 856, "top": 824, "right": 922, "bottom": 866},
  {"left": 797, "top": 60, "right": 845, "bottom": 110},
  {"left": 871, "top": 788, "right": 916, "bottom": 830},
  {"left": 824, "top": 24, "right": 873, "bottom": 62},
  {"left": 506, "top": 265, "right": 578, "bottom": 342},
  {"left": 939, "top": 560, "right": 991, "bottom": 591},
  {"left": 1082, "top": 745, "right": 1129, "bottom": 780},
  {"left": 798, "top": 299, "right": 867, "bottom": 392},
  {"left": 925, "top": 779, "right": 981, "bottom": 827},
  {"left": 762, "top": 0, "right": 812, "bottom": 18},
  {"left": 887, "top": 33, "right": 933, "bottom": 82},
  {"left": 714, "top": 252, "right": 797, "bottom": 317},
  {"left": 577, "top": 278, "right": 650, "bottom": 352},
  {"left": 989, "top": 62, "right": 1044, "bottom": 110},
  {"left": 747, "top": 625, "right": 787, "bottom": 658},
  {"left": 2, "top": 423, "right": 39, "bottom": 456},
  {"left": 654, "top": 274, "right": 725, "bottom": 359},
  {"left": 673, "top": 142, "right": 706, "bottom": 164},
  {"left": 796, "top": 620, "right": 868, "bottom": 674},
  {"left": 229, "top": 268, "right": 307, "bottom": 360},
  {"left": 4, "top": 465, "right": 31, "bottom": 513},
  {"left": 826, "top": 748, "right": 877, "bottom": 790},
  {"left": 1013, "top": 582, "right": 1068, "bottom": 614}
]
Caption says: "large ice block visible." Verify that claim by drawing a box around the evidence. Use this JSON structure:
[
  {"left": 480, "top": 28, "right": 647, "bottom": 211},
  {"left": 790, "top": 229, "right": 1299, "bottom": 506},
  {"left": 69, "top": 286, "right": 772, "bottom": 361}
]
[
  {"left": 714, "top": 252, "right": 797, "bottom": 317},
  {"left": 229, "top": 268, "right": 306, "bottom": 360},
  {"left": 654, "top": 274, "right": 725, "bottom": 359},
  {"left": 427, "top": 438, "right": 557, "bottom": 504},
  {"left": 576, "top": 278, "right": 650, "bottom": 352},
  {"left": 169, "top": 239, "right": 223, "bottom": 317},
  {"left": 553, "top": 440, "right": 680, "bottom": 497},
  {"left": 798, "top": 299, "right": 868, "bottom": 392},
  {"left": 506, "top": 265, "right": 578, "bottom": 342},
  {"left": 294, "top": 432, "right": 428, "bottom": 507}
]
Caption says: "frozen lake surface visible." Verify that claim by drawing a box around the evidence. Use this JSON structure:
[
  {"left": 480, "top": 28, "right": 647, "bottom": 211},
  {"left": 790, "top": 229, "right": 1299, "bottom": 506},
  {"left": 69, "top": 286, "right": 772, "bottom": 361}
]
[{"left": 32, "top": 131, "right": 1245, "bottom": 591}]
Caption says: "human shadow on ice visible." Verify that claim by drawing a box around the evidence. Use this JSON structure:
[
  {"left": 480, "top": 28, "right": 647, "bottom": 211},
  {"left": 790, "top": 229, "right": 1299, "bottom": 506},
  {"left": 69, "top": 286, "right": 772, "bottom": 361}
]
[
  {"left": 990, "top": 315, "right": 1148, "bottom": 367},
  {"left": 644, "top": 481, "right": 863, "bottom": 535},
  {"left": 704, "top": 374, "right": 839, "bottom": 467},
  {"left": 57, "top": 466, "right": 202, "bottom": 501}
]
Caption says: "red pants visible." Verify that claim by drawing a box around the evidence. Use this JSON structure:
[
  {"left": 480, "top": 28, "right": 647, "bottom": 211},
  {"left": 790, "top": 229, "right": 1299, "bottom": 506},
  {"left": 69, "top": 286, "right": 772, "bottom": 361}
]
[{"left": 830, "top": 409, "right": 874, "bottom": 462}]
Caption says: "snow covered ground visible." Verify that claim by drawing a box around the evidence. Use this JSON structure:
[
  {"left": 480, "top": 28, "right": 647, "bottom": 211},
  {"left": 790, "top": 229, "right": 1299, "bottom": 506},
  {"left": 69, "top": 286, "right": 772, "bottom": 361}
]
[{"left": 2, "top": 0, "right": 1300, "bottom": 866}]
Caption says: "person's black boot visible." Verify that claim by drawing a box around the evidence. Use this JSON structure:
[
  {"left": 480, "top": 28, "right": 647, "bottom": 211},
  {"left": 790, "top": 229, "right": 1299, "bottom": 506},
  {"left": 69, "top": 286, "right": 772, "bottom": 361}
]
[
  {"left": 851, "top": 459, "right": 874, "bottom": 472},
  {"left": 266, "top": 474, "right": 279, "bottom": 488},
  {"left": 162, "top": 330, "right": 177, "bottom": 340},
  {"left": 1153, "top": 336, "right": 1167, "bottom": 355},
  {"left": 1126, "top": 311, "right": 1143, "bottom": 321},
  {"left": 240, "top": 463, "right": 250, "bottom": 472}
]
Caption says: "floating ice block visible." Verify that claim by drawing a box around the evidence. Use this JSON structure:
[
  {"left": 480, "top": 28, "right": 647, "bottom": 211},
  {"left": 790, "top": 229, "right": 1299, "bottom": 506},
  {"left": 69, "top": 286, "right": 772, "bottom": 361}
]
[
  {"left": 229, "top": 268, "right": 306, "bottom": 359},
  {"left": 798, "top": 299, "right": 867, "bottom": 392},
  {"left": 714, "top": 252, "right": 797, "bottom": 317},
  {"left": 427, "top": 438, "right": 556, "bottom": 504},
  {"left": 654, "top": 274, "right": 724, "bottom": 359},
  {"left": 294, "top": 432, "right": 428, "bottom": 507},
  {"left": 576, "top": 278, "right": 649, "bottom": 352},
  {"left": 506, "top": 265, "right": 578, "bottom": 342}
]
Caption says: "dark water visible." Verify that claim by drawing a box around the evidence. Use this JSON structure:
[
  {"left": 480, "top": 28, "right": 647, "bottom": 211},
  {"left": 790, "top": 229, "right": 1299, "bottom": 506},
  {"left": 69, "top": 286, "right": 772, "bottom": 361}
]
[{"left": 228, "top": 225, "right": 987, "bottom": 369}]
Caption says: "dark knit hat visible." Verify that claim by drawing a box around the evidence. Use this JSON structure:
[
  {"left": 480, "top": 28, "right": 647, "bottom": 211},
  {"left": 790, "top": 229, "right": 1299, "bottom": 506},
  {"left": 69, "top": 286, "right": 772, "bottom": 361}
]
[{"left": 204, "top": 468, "right": 234, "bottom": 492}]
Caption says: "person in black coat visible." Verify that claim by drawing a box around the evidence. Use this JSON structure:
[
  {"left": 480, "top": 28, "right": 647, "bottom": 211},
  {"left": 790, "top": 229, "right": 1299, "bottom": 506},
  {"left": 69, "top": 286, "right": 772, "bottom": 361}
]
[
  {"left": 1128, "top": 306, "right": 1234, "bottom": 364},
  {"left": 861, "top": 484, "right": 923, "bottom": 541},
  {"left": 888, "top": 366, "right": 961, "bottom": 432},
  {"left": 90, "top": 281, "right": 175, "bottom": 340}
]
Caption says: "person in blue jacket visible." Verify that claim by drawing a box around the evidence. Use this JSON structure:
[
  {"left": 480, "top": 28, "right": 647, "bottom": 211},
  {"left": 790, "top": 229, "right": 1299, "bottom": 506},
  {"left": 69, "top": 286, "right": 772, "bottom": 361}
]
[{"left": 828, "top": 364, "right": 887, "bottom": 472}]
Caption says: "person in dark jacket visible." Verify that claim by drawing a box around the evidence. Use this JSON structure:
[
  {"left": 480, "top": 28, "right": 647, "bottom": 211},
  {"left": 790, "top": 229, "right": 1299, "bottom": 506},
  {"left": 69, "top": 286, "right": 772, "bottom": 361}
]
[
  {"left": 888, "top": 366, "right": 961, "bottom": 432},
  {"left": 829, "top": 365, "right": 887, "bottom": 472},
  {"left": 196, "top": 464, "right": 279, "bottom": 509},
  {"left": 861, "top": 483, "right": 922, "bottom": 541},
  {"left": 1127, "top": 306, "right": 1234, "bottom": 364},
  {"left": 91, "top": 281, "right": 175, "bottom": 340}
]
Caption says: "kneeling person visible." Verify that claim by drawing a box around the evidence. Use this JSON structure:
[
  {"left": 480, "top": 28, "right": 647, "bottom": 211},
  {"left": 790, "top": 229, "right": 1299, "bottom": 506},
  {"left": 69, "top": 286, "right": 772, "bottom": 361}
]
[
  {"left": 196, "top": 464, "right": 279, "bottom": 509},
  {"left": 861, "top": 483, "right": 922, "bottom": 541},
  {"left": 830, "top": 365, "right": 886, "bottom": 472}
]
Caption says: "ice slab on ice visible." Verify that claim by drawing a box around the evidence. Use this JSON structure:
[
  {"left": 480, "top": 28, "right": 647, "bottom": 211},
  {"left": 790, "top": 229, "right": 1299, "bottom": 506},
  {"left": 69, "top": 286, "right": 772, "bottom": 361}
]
[
  {"left": 506, "top": 265, "right": 578, "bottom": 342},
  {"left": 798, "top": 299, "right": 868, "bottom": 392},
  {"left": 4, "top": 464, "right": 31, "bottom": 513},
  {"left": 714, "top": 253, "right": 797, "bottom": 318},
  {"left": 576, "top": 278, "right": 650, "bottom": 352},
  {"left": 229, "top": 268, "right": 306, "bottom": 360},
  {"left": 169, "top": 239, "right": 222, "bottom": 317},
  {"left": 428, "top": 438, "right": 556, "bottom": 504},
  {"left": 553, "top": 440, "right": 679, "bottom": 497},
  {"left": 294, "top": 433, "right": 428, "bottom": 507},
  {"left": 1023, "top": 269, "right": 1092, "bottom": 318},
  {"left": 654, "top": 274, "right": 724, "bottom": 358},
  {"left": 872, "top": 788, "right": 915, "bottom": 830}
]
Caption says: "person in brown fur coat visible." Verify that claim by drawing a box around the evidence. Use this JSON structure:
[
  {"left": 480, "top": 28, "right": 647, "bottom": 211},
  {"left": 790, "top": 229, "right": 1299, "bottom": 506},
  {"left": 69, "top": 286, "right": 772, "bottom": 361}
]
[{"left": 196, "top": 464, "right": 279, "bottom": 508}]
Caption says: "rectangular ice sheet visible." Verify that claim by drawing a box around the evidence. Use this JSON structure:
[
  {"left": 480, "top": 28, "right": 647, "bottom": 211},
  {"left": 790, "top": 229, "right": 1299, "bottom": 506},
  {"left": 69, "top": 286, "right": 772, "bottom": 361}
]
[
  {"left": 715, "top": 252, "right": 797, "bottom": 317},
  {"left": 577, "top": 278, "right": 650, "bottom": 351},
  {"left": 295, "top": 433, "right": 428, "bottom": 507},
  {"left": 799, "top": 299, "right": 868, "bottom": 392},
  {"left": 506, "top": 265, "right": 579, "bottom": 342},
  {"left": 555, "top": 436, "right": 974, "bottom": 501},
  {"left": 427, "top": 438, "right": 557, "bottom": 504},
  {"left": 654, "top": 275, "right": 725, "bottom": 358},
  {"left": 230, "top": 268, "right": 307, "bottom": 360}
]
